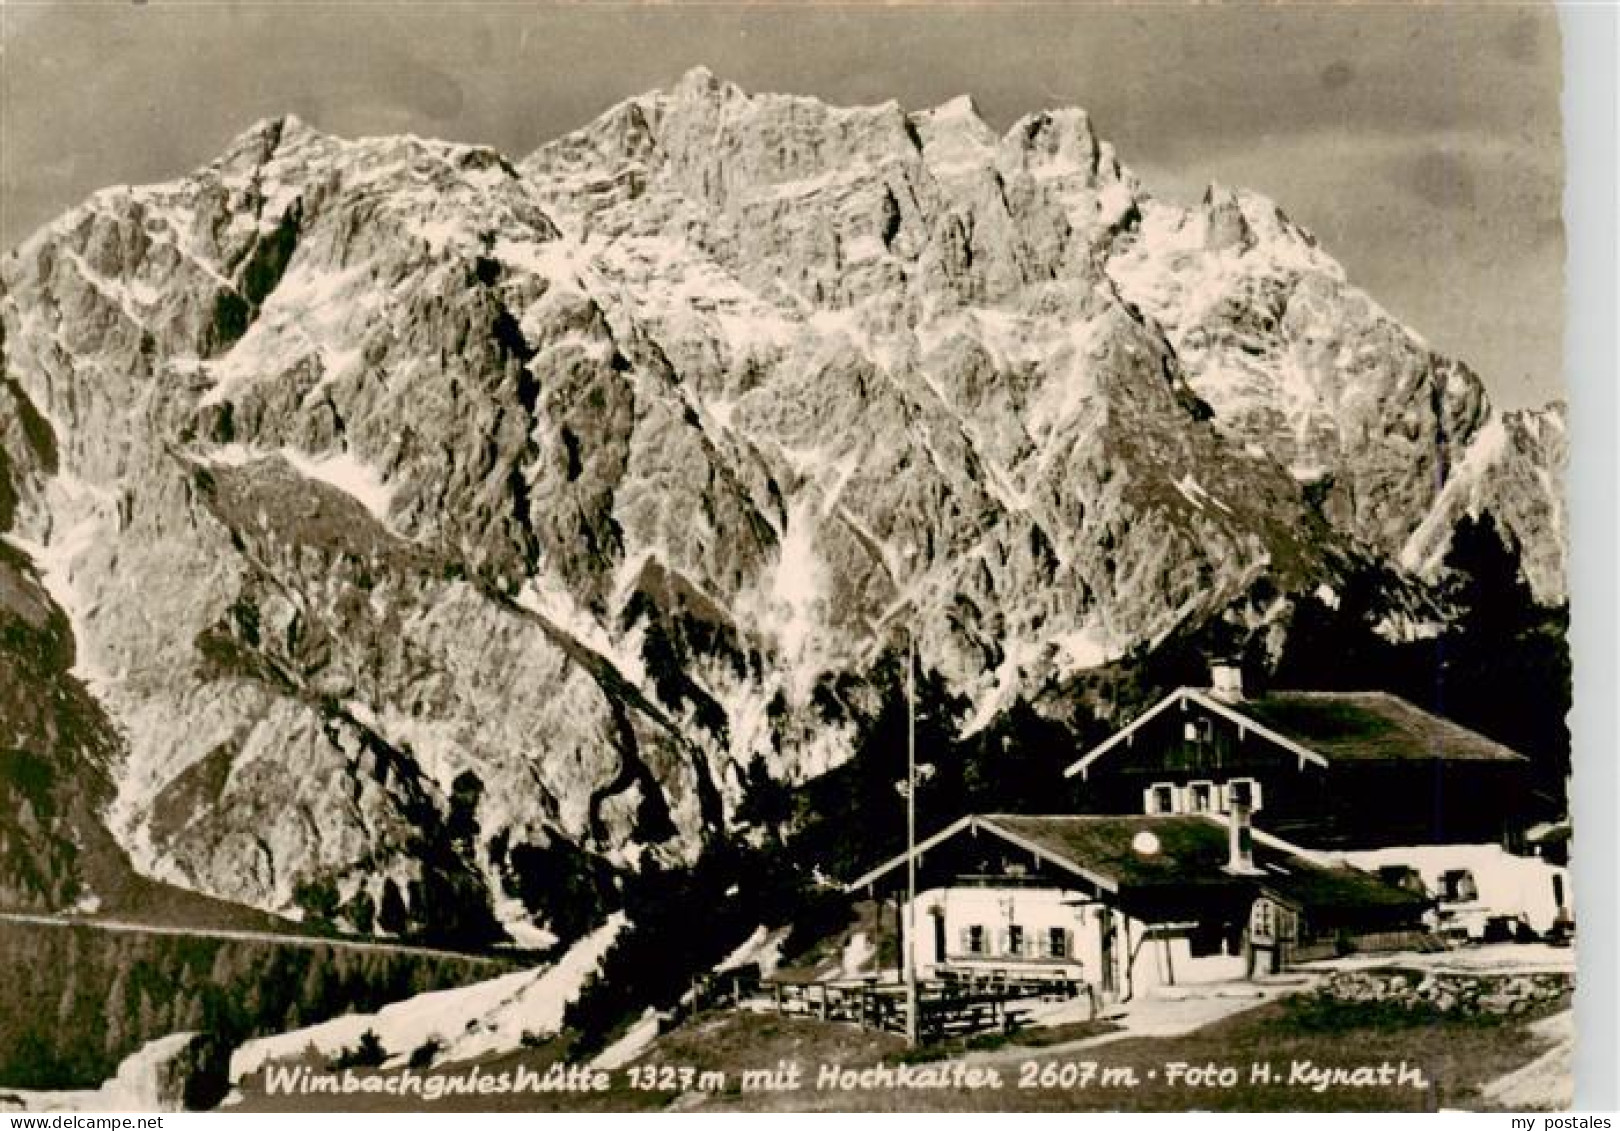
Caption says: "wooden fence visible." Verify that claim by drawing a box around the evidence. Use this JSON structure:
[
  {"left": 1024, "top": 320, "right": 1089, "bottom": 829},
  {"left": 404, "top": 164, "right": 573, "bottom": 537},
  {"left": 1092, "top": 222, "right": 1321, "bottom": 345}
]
[{"left": 1288, "top": 928, "right": 1447, "bottom": 966}]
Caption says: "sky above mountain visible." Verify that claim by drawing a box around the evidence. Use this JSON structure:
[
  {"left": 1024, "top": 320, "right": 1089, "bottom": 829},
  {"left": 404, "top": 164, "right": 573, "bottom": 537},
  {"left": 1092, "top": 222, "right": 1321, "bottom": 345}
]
[{"left": 0, "top": 2, "right": 1564, "bottom": 409}]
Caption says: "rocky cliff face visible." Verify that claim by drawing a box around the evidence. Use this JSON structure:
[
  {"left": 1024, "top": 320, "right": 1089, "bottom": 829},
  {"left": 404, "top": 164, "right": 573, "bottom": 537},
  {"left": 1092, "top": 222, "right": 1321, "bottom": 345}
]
[
  {"left": 0, "top": 69, "right": 1565, "bottom": 938},
  {"left": 1105, "top": 183, "right": 1565, "bottom": 603},
  {"left": 1398, "top": 403, "right": 1566, "bottom": 600}
]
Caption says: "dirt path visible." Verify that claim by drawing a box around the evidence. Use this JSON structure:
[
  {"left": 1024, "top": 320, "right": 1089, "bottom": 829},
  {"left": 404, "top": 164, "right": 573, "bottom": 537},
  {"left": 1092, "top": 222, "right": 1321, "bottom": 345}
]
[
  {"left": 1480, "top": 1010, "right": 1574, "bottom": 1111},
  {"left": 964, "top": 976, "right": 1313, "bottom": 1066}
]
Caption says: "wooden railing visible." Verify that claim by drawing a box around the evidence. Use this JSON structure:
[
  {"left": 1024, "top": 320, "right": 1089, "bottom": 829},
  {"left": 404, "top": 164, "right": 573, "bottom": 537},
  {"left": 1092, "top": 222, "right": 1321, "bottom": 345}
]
[{"left": 757, "top": 973, "right": 1093, "bottom": 1041}]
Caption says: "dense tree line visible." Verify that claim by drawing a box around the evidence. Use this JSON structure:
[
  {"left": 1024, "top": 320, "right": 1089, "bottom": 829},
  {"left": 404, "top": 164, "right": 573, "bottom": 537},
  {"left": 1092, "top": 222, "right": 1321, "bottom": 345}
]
[{"left": 0, "top": 923, "right": 504, "bottom": 1090}]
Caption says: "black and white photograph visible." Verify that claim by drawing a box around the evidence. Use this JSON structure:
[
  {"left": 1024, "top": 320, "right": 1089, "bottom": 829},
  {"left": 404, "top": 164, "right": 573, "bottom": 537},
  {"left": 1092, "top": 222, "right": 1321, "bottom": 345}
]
[{"left": 0, "top": 0, "right": 1600, "bottom": 1114}]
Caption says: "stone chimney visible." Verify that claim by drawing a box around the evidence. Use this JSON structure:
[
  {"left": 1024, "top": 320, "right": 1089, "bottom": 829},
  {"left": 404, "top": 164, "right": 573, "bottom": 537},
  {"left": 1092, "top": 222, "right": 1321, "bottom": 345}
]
[
  {"left": 1226, "top": 785, "right": 1258, "bottom": 874},
  {"left": 1210, "top": 662, "right": 1244, "bottom": 703}
]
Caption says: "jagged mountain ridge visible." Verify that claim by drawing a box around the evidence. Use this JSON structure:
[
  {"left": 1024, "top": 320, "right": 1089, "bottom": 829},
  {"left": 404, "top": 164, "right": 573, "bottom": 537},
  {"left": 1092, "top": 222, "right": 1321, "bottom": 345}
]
[{"left": 0, "top": 68, "right": 1564, "bottom": 939}]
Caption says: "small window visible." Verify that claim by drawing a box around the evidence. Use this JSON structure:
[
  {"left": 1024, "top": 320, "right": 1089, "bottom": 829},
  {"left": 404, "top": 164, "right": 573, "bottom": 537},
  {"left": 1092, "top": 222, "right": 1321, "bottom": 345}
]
[
  {"left": 965, "top": 925, "right": 987, "bottom": 955},
  {"left": 1146, "top": 783, "right": 1177, "bottom": 814},
  {"left": 1188, "top": 781, "right": 1214, "bottom": 813},
  {"left": 1007, "top": 925, "right": 1025, "bottom": 956},
  {"left": 1378, "top": 865, "right": 1424, "bottom": 895},
  {"left": 1049, "top": 927, "right": 1070, "bottom": 958},
  {"left": 1440, "top": 869, "right": 1478, "bottom": 903},
  {"left": 1225, "top": 777, "right": 1262, "bottom": 812}
]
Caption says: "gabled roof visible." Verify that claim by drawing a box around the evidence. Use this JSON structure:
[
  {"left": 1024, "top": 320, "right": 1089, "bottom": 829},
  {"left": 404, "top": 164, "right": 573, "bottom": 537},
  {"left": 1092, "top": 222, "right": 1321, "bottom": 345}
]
[
  {"left": 1064, "top": 688, "right": 1328, "bottom": 779},
  {"left": 845, "top": 813, "right": 1425, "bottom": 923},
  {"left": 985, "top": 814, "right": 1236, "bottom": 891},
  {"left": 1064, "top": 687, "right": 1526, "bottom": 779},
  {"left": 847, "top": 813, "right": 1238, "bottom": 896},
  {"left": 1235, "top": 692, "right": 1527, "bottom": 765},
  {"left": 844, "top": 813, "right": 1141, "bottom": 896}
]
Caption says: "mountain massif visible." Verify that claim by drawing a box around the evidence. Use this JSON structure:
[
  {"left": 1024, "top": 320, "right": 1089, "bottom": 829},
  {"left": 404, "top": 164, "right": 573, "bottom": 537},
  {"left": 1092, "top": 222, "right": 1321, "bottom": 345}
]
[{"left": 0, "top": 68, "right": 1565, "bottom": 942}]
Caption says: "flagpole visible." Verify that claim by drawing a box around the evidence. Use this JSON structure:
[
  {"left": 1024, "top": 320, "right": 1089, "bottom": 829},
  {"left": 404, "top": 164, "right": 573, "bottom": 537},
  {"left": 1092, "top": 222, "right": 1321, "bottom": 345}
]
[{"left": 905, "top": 624, "right": 919, "bottom": 1048}]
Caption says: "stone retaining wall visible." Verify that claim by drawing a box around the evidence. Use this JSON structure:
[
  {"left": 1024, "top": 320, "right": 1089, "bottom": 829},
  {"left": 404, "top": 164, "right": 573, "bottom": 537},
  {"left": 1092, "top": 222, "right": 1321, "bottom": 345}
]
[{"left": 1319, "top": 967, "right": 1571, "bottom": 1018}]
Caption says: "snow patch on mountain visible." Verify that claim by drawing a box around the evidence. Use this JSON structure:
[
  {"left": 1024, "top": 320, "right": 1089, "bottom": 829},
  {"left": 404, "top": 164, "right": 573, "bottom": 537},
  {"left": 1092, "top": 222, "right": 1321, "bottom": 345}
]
[
  {"left": 1, "top": 474, "right": 121, "bottom": 688},
  {"left": 766, "top": 500, "right": 829, "bottom": 697},
  {"left": 230, "top": 914, "right": 626, "bottom": 1080},
  {"left": 282, "top": 449, "right": 394, "bottom": 523},
  {"left": 515, "top": 572, "right": 650, "bottom": 691},
  {"left": 197, "top": 443, "right": 394, "bottom": 524},
  {"left": 197, "top": 263, "right": 377, "bottom": 410},
  {"left": 1054, "top": 624, "right": 1123, "bottom": 675},
  {"left": 1400, "top": 412, "right": 1510, "bottom": 576},
  {"left": 1398, "top": 405, "right": 1566, "bottom": 601},
  {"left": 5, "top": 1033, "right": 208, "bottom": 1113}
]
